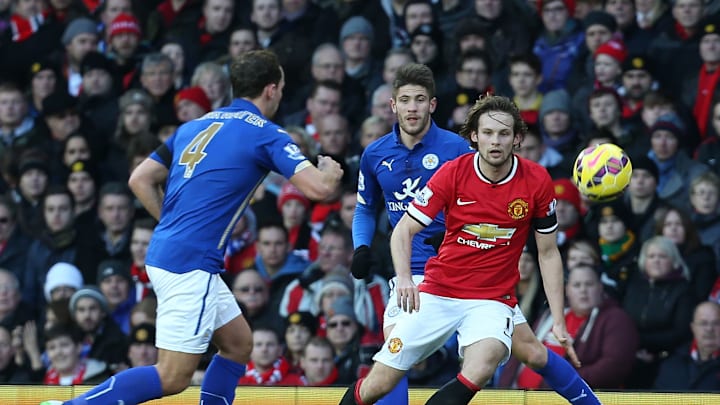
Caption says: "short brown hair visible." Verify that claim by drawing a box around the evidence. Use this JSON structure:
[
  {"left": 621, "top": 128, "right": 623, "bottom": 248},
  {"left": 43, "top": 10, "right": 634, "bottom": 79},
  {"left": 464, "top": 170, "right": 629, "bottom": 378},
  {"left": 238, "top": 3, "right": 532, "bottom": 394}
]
[
  {"left": 458, "top": 95, "right": 526, "bottom": 149},
  {"left": 230, "top": 50, "right": 283, "bottom": 99},
  {"left": 392, "top": 63, "right": 435, "bottom": 99}
]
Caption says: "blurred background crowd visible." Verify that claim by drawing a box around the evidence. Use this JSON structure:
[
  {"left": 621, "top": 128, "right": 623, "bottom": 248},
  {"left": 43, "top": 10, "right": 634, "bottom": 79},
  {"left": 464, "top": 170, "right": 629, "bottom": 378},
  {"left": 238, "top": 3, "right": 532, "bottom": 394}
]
[{"left": 0, "top": 0, "right": 719, "bottom": 393}]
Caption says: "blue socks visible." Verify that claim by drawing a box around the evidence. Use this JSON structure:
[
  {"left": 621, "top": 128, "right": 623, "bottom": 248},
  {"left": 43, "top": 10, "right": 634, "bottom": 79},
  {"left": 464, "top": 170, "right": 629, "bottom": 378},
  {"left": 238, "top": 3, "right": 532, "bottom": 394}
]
[
  {"left": 534, "top": 349, "right": 601, "bottom": 405},
  {"left": 64, "top": 365, "right": 163, "bottom": 405},
  {"left": 200, "top": 354, "right": 247, "bottom": 405},
  {"left": 375, "top": 374, "right": 408, "bottom": 405}
]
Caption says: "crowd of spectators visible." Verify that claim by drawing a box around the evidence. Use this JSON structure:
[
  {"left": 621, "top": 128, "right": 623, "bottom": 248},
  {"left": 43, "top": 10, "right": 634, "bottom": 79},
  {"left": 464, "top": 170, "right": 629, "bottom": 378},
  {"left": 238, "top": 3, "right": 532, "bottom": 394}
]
[{"left": 0, "top": 0, "right": 719, "bottom": 392}]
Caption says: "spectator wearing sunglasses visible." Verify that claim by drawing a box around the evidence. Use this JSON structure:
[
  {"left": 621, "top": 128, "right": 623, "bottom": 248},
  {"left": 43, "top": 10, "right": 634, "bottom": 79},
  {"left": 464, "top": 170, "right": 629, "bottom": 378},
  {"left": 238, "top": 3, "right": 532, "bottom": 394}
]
[{"left": 325, "top": 296, "right": 377, "bottom": 384}]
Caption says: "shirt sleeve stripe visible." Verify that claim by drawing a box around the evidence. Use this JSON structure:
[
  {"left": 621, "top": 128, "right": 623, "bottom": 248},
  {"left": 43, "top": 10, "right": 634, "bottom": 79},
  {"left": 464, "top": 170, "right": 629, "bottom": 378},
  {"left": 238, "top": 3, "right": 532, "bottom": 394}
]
[
  {"left": 407, "top": 204, "right": 433, "bottom": 226},
  {"left": 536, "top": 223, "right": 558, "bottom": 234}
]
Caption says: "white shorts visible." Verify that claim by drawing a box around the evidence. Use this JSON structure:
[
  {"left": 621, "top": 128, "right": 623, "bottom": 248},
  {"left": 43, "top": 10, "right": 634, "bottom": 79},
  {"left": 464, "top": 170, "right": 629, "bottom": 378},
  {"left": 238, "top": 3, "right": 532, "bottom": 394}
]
[
  {"left": 384, "top": 275, "right": 527, "bottom": 329},
  {"left": 146, "top": 265, "right": 242, "bottom": 354},
  {"left": 373, "top": 293, "right": 514, "bottom": 371},
  {"left": 383, "top": 275, "right": 426, "bottom": 329}
]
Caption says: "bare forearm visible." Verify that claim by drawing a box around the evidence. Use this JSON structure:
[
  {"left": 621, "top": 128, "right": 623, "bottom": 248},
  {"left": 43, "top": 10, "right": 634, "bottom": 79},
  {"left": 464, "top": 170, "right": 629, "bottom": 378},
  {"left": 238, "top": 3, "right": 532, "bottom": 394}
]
[
  {"left": 390, "top": 216, "right": 415, "bottom": 280},
  {"left": 132, "top": 183, "right": 163, "bottom": 220},
  {"left": 537, "top": 248, "right": 566, "bottom": 321}
]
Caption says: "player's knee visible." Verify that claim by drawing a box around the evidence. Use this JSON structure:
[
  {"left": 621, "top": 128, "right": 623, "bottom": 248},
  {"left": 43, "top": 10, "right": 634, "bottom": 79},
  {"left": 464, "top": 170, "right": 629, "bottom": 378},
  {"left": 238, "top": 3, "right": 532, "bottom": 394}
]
[
  {"left": 361, "top": 374, "right": 397, "bottom": 400},
  {"left": 461, "top": 361, "right": 497, "bottom": 387},
  {"left": 523, "top": 340, "right": 548, "bottom": 369}
]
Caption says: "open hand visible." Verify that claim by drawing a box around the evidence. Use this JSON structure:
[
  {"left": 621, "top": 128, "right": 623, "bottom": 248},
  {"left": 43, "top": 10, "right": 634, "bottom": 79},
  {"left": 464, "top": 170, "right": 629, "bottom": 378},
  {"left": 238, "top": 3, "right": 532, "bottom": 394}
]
[{"left": 552, "top": 322, "right": 581, "bottom": 368}]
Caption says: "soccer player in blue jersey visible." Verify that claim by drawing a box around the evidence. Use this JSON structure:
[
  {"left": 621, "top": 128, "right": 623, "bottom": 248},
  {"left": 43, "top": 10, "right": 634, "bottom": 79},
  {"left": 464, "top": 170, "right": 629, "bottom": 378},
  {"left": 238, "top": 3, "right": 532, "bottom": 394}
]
[
  {"left": 347, "top": 64, "right": 601, "bottom": 405},
  {"left": 54, "top": 50, "right": 344, "bottom": 405}
]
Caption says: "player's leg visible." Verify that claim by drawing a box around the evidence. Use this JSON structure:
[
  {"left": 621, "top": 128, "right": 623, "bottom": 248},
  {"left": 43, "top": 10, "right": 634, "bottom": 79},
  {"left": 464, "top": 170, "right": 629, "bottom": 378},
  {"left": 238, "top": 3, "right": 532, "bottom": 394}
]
[
  {"left": 63, "top": 267, "right": 215, "bottom": 405},
  {"left": 339, "top": 292, "right": 458, "bottom": 405},
  {"left": 374, "top": 275, "right": 423, "bottom": 405},
  {"left": 511, "top": 310, "right": 601, "bottom": 405},
  {"left": 425, "top": 299, "right": 513, "bottom": 405},
  {"left": 200, "top": 276, "right": 253, "bottom": 405}
]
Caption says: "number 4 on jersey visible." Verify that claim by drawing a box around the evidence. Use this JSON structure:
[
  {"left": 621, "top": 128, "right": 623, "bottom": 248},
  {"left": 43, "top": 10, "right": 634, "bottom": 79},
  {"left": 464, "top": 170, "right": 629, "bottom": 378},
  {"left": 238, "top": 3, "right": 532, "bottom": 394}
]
[{"left": 179, "top": 122, "right": 223, "bottom": 178}]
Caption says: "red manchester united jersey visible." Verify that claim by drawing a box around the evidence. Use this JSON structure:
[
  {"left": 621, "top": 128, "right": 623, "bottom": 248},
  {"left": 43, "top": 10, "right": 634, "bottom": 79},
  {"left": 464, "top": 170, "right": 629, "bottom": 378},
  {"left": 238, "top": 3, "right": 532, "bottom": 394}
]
[{"left": 407, "top": 153, "right": 558, "bottom": 306}]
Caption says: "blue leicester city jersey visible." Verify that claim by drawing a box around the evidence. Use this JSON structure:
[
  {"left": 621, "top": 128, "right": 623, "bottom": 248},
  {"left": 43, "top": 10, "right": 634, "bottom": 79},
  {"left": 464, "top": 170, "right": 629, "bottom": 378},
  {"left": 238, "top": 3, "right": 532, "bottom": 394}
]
[
  {"left": 146, "top": 99, "right": 311, "bottom": 274},
  {"left": 354, "top": 121, "right": 472, "bottom": 274}
]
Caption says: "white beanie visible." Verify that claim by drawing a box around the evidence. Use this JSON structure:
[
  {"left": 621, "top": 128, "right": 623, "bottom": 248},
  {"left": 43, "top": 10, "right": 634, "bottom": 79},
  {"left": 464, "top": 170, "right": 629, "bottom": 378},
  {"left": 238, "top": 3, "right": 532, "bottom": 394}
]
[{"left": 44, "top": 262, "right": 84, "bottom": 301}]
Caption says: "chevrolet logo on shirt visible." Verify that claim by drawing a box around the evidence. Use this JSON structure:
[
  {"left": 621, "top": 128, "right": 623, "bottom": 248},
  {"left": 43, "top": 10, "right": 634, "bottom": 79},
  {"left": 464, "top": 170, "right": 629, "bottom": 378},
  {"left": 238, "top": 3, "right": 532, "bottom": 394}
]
[{"left": 461, "top": 223, "right": 516, "bottom": 241}]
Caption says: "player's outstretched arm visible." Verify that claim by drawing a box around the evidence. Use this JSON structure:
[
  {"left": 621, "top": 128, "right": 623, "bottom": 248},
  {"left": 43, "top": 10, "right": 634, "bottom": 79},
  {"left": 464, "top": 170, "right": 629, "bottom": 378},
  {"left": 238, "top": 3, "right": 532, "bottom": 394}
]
[
  {"left": 390, "top": 213, "right": 424, "bottom": 313},
  {"left": 129, "top": 158, "right": 169, "bottom": 221},
  {"left": 535, "top": 230, "right": 582, "bottom": 367},
  {"left": 290, "top": 155, "right": 343, "bottom": 201}
]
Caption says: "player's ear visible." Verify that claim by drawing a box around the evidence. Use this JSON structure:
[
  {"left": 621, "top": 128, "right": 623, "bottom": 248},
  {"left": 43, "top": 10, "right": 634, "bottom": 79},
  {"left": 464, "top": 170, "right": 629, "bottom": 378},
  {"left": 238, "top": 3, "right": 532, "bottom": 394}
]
[
  {"left": 470, "top": 131, "right": 478, "bottom": 143},
  {"left": 390, "top": 98, "right": 397, "bottom": 114},
  {"left": 429, "top": 97, "right": 437, "bottom": 113}
]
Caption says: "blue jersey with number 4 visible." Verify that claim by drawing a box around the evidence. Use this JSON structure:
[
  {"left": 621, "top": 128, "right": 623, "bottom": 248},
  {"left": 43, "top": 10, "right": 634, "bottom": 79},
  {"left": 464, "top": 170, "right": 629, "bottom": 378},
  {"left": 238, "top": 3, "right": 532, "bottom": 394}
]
[
  {"left": 354, "top": 121, "right": 472, "bottom": 274},
  {"left": 146, "top": 99, "right": 310, "bottom": 274}
]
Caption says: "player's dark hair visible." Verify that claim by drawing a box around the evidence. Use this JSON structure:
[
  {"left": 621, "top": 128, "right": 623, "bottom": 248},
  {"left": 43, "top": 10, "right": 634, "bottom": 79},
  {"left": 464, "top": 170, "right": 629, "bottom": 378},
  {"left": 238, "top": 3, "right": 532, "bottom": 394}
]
[
  {"left": 392, "top": 63, "right": 435, "bottom": 99},
  {"left": 459, "top": 95, "right": 527, "bottom": 150},
  {"left": 230, "top": 50, "right": 283, "bottom": 99}
]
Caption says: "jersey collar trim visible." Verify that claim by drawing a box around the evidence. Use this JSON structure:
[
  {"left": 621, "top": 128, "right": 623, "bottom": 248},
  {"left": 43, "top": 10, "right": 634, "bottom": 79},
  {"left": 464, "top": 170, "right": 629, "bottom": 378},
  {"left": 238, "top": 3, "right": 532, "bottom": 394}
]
[
  {"left": 229, "top": 98, "right": 262, "bottom": 115},
  {"left": 473, "top": 154, "right": 518, "bottom": 185}
]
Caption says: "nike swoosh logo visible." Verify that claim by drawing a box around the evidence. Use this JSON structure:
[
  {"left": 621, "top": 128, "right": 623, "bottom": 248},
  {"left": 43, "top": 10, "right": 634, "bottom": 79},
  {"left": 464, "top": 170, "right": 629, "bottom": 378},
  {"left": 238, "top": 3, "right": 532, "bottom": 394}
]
[{"left": 457, "top": 198, "right": 476, "bottom": 206}]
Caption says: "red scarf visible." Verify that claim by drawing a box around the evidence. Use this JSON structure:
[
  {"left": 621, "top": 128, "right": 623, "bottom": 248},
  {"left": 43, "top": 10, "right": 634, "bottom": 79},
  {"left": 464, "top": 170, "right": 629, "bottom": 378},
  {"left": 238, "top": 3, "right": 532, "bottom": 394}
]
[
  {"left": 690, "top": 339, "right": 720, "bottom": 361},
  {"left": 693, "top": 64, "right": 720, "bottom": 139},
  {"left": 10, "top": 12, "right": 48, "bottom": 42},
  {"left": 81, "top": 0, "right": 102, "bottom": 13},
  {"left": 709, "top": 277, "right": 720, "bottom": 303},
  {"left": 674, "top": 21, "right": 693, "bottom": 41},
  {"left": 44, "top": 362, "right": 87, "bottom": 385},
  {"left": 238, "top": 356, "right": 291, "bottom": 385},
  {"left": 130, "top": 263, "right": 153, "bottom": 300}
]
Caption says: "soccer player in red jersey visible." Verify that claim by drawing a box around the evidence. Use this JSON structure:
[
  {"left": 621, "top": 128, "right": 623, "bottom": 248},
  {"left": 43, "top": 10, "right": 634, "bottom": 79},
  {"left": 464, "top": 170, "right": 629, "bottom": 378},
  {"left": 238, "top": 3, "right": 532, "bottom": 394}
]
[{"left": 339, "top": 95, "right": 600, "bottom": 405}]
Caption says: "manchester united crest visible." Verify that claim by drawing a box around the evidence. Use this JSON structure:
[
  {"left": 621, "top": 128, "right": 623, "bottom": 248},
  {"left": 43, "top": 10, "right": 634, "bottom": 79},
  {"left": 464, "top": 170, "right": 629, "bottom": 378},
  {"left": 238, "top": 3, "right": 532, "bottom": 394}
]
[
  {"left": 507, "top": 198, "right": 529, "bottom": 220},
  {"left": 388, "top": 337, "right": 403, "bottom": 353}
]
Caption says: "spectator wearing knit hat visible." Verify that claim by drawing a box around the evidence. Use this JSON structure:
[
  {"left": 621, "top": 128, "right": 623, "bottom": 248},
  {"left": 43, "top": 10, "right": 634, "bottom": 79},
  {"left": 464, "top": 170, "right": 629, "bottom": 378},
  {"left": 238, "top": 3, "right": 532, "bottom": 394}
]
[
  {"left": 538, "top": 89, "right": 580, "bottom": 166},
  {"left": 43, "top": 262, "right": 84, "bottom": 303},
  {"left": 284, "top": 311, "right": 319, "bottom": 372},
  {"left": 553, "top": 178, "right": 586, "bottom": 248},
  {"left": 97, "top": 259, "right": 136, "bottom": 334},
  {"left": 277, "top": 181, "right": 317, "bottom": 261},
  {"left": 680, "top": 16, "right": 720, "bottom": 140},
  {"left": 61, "top": 17, "right": 100, "bottom": 97},
  {"left": 648, "top": 112, "right": 710, "bottom": 207},
  {"left": 339, "top": 16, "right": 381, "bottom": 93},
  {"left": 174, "top": 86, "right": 211, "bottom": 123},
  {"left": 65, "top": 158, "right": 100, "bottom": 227},
  {"left": 618, "top": 53, "right": 658, "bottom": 120},
  {"left": 625, "top": 155, "right": 665, "bottom": 242},
  {"left": 79, "top": 51, "right": 121, "bottom": 140},
  {"left": 126, "top": 323, "right": 158, "bottom": 368},
  {"left": 26, "top": 58, "right": 62, "bottom": 118},
  {"left": 533, "top": 0, "right": 585, "bottom": 93},
  {"left": 106, "top": 12, "right": 147, "bottom": 88},
  {"left": 567, "top": 10, "right": 617, "bottom": 94},
  {"left": 408, "top": 23, "right": 448, "bottom": 87},
  {"left": 69, "top": 286, "right": 129, "bottom": 368},
  {"left": 572, "top": 39, "right": 628, "bottom": 131}
]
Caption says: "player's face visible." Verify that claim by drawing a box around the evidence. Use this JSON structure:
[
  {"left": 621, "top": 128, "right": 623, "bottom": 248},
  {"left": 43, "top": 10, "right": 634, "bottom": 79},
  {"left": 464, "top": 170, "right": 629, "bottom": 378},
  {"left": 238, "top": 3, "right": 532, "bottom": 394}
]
[
  {"left": 285, "top": 324, "right": 312, "bottom": 353},
  {"left": 470, "top": 111, "right": 520, "bottom": 170},
  {"left": 565, "top": 267, "right": 603, "bottom": 316},
  {"left": 661, "top": 210, "right": 686, "bottom": 244},
  {"left": 690, "top": 182, "right": 719, "bottom": 215},
  {"left": 250, "top": 330, "right": 282, "bottom": 368},
  {"left": 391, "top": 84, "right": 436, "bottom": 138},
  {"left": 300, "top": 344, "right": 334, "bottom": 384},
  {"left": 642, "top": 243, "right": 673, "bottom": 280}
]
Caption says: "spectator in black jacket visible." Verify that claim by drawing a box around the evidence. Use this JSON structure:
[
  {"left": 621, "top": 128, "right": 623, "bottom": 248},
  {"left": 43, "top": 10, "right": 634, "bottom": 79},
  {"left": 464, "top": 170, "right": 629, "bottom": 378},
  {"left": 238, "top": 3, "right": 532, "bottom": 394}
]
[{"left": 654, "top": 300, "right": 720, "bottom": 391}]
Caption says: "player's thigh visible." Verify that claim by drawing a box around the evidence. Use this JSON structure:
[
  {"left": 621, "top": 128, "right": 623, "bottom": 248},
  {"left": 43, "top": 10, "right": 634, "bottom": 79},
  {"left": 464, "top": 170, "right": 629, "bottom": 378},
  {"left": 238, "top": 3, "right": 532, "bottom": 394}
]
[
  {"left": 156, "top": 348, "right": 203, "bottom": 384},
  {"left": 374, "top": 292, "right": 460, "bottom": 371},
  {"left": 460, "top": 337, "right": 510, "bottom": 386},
  {"left": 383, "top": 275, "right": 425, "bottom": 334},
  {"left": 147, "top": 266, "right": 240, "bottom": 355},
  {"left": 511, "top": 321, "right": 548, "bottom": 368},
  {"left": 212, "top": 280, "right": 252, "bottom": 361},
  {"left": 456, "top": 300, "right": 514, "bottom": 365},
  {"left": 361, "top": 362, "right": 408, "bottom": 396}
]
